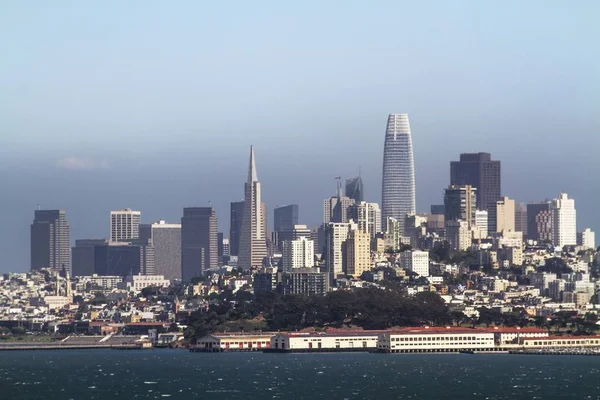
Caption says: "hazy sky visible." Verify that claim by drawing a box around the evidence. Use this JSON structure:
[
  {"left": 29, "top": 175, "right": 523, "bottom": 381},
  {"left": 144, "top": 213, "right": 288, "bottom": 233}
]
[{"left": 1, "top": 1, "right": 599, "bottom": 272}]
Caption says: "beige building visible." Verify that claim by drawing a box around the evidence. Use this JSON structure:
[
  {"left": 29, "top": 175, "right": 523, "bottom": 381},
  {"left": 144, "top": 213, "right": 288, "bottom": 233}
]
[
  {"left": 343, "top": 230, "right": 372, "bottom": 277},
  {"left": 494, "top": 197, "right": 516, "bottom": 233},
  {"left": 446, "top": 220, "right": 471, "bottom": 251}
]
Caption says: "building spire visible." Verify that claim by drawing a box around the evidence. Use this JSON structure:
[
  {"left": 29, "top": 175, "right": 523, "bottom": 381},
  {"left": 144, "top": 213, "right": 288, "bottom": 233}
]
[{"left": 247, "top": 145, "right": 258, "bottom": 183}]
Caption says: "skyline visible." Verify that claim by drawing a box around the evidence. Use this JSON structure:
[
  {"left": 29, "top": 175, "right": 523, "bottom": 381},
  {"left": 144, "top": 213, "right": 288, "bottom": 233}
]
[{"left": 1, "top": 1, "right": 599, "bottom": 272}]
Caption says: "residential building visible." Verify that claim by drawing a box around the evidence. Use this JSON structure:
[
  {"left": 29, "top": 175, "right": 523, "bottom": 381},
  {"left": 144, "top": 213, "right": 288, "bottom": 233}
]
[
  {"left": 110, "top": 209, "right": 141, "bottom": 242},
  {"left": 446, "top": 220, "right": 471, "bottom": 251},
  {"left": 578, "top": 228, "right": 596, "bottom": 250},
  {"left": 491, "top": 196, "right": 515, "bottom": 233},
  {"left": 551, "top": 193, "right": 577, "bottom": 247},
  {"left": 343, "top": 230, "right": 371, "bottom": 277},
  {"left": 284, "top": 268, "right": 329, "bottom": 296},
  {"left": 238, "top": 146, "right": 268, "bottom": 269},
  {"left": 181, "top": 207, "right": 218, "bottom": 281},
  {"left": 526, "top": 202, "right": 551, "bottom": 241},
  {"left": 381, "top": 113, "right": 416, "bottom": 236},
  {"left": 475, "top": 210, "right": 489, "bottom": 238},
  {"left": 384, "top": 217, "right": 401, "bottom": 251},
  {"left": 450, "top": 152, "right": 501, "bottom": 212},
  {"left": 119, "top": 274, "right": 170, "bottom": 293},
  {"left": 326, "top": 221, "right": 357, "bottom": 279},
  {"left": 282, "top": 237, "right": 314, "bottom": 272},
  {"left": 347, "top": 201, "right": 381, "bottom": 239},
  {"left": 229, "top": 201, "right": 245, "bottom": 256},
  {"left": 400, "top": 250, "right": 430, "bottom": 277},
  {"left": 444, "top": 185, "right": 477, "bottom": 228},
  {"left": 30, "top": 209, "right": 70, "bottom": 271},
  {"left": 345, "top": 175, "right": 364, "bottom": 203}
]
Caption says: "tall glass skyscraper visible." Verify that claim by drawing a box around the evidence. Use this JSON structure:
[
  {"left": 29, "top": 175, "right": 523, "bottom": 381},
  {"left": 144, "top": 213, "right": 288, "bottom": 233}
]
[{"left": 381, "top": 113, "right": 416, "bottom": 235}]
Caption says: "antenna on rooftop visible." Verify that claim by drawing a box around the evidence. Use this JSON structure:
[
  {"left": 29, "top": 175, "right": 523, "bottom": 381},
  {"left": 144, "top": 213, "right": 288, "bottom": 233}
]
[{"left": 37, "top": 203, "right": 40, "bottom": 211}]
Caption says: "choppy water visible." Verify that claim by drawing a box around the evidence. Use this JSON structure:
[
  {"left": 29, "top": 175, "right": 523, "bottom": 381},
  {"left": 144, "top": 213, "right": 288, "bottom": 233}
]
[{"left": 0, "top": 350, "right": 599, "bottom": 399}]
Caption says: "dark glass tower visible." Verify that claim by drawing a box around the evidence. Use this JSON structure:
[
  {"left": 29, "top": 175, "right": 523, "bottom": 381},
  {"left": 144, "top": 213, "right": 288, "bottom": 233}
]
[
  {"left": 30, "top": 209, "right": 70, "bottom": 271},
  {"left": 181, "top": 207, "right": 218, "bottom": 281},
  {"left": 450, "top": 152, "right": 501, "bottom": 212},
  {"left": 229, "top": 201, "right": 244, "bottom": 256},
  {"left": 345, "top": 176, "right": 364, "bottom": 203}
]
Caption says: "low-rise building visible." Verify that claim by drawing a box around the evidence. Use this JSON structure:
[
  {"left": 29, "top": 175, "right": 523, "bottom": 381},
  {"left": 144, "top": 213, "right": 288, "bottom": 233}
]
[{"left": 195, "top": 333, "right": 275, "bottom": 351}]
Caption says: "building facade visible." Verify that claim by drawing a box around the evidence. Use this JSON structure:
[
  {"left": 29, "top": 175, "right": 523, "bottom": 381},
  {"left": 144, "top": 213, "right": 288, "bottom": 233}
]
[
  {"left": 326, "top": 221, "right": 357, "bottom": 279},
  {"left": 110, "top": 209, "right": 141, "bottom": 242},
  {"left": 578, "top": 228, "right": 596, "bottom": 250},
  {"left": 492, "top": 196, "right": 516, "bottom": 233},
  {"left": 229, "top": 201, "right": 245, "bottom": 257},
  {"left": 347, "top": 201, "right": 382, "bottom": 239},
  {"left": 282, "top": 237, "right": 314, "bottom": 272},
  {"left": 71, "top": 239, "right": 107, "bottom": 277},
  {"left": 526, "top": 202, "right": 551, "bottom": 242},
  {"left": 400, "top": 250, "right": 430, "bottom": 277},
  {"left": 345, "top": 176, "right": 364, "bottom": 203},
  {"left": 444, "top": 185, "right": 477, "bottom": 228},
  {"left": 450, "top": 152, "right": 501, "bottom": 212},
  {"left": 343, "top": 229, "right": 371, "bottom": 277},
  {"left": 181, "top": 207, "right": 218, "bottom": 281},
  {"left": 381, "top": 113, "right": 416, "bottom": 235},
  {"left": 146, "top": 221, "right": 181, "bottom": 280},
  {"left": 30, "top": 209, "right": 70, "bottom": 271},
  {"left": 551, "top": 193, "right": 577, "bottom": 248}
]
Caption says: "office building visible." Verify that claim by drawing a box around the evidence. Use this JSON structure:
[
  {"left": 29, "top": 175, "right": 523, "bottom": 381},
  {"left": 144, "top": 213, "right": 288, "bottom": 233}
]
[
  {"left": 146, "top": 221, "right": 181, "bottom": 280},
  {"left": 324, "top": 194, "right": 355, "bottom": 224},
  {"left": 238, "top": 146, "right": 268, "bottom": 269},
  {"left": 430, "top": 205, "right": 445, "bottom": 215},
  {"left": 181, "top": 207, "right": 218, "bottom": 281},
  {"left": 527, "top": 202, "right": 551, "bottom": 241},
  {"left": 282, "top": 237, "right": 314, "bottom": 272},
  {"left": 30, "top": 209, "right": 70, "bottom": 271},
  {"left": 284, "top": 268, "right": 329, "bottom": 296},
  {"left": 578, "top": 229, "right": 595, "bottom": 250},
  {"left": 229, "top": 201, "right": 244, "bottom": 257},
  {"left": 110, "top": 209, "right": 141, "bottom": 242},
  {"left": 71, "top": 239, "right": 107, "bottom": 277},
  {"left": 400, "top": 250, "right": 430, "bottom": 277},
  {"left": 515, "top": 202, "right": 528, "bottom": 236},
  {"left": 551, "top": 193, "right": 577, "bottom": 248},
  {"left": 444, "top": 185, "right": 477, "bottom": 228},
  {"left": 274, "top": 204, "right": 299, "bottom": 233},
  {"left": 343, "top": 229, "right": 371, "bottom": 277},
  {"left": 345, "top": 175, "right": 364, "bottom": 203},
  {"left": 491, "top": 197, "right": 516, "bottom": 233},
  {"left": 381, "top": 113, "right": 416, "bottom": 235},
  {"left": 347, "top": 201, "right": 381, "bottom": 239},
  {"left": 278, "top": 224, "right": 312, "bottom": 246},
  {"left": 450, "top": 152, "right": 501, "bottom": 212},
  {"left": 94, "top": 243, "right": 141, "bottom": 277}
]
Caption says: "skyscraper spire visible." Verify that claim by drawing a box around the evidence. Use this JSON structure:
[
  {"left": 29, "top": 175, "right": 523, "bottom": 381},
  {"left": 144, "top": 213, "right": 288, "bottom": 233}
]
[{"left": 247, "top": 145, "right": 258, "bottom": 183}]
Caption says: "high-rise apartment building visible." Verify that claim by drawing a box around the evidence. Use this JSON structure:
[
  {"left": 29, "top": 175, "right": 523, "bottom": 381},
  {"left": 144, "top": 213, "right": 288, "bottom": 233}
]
[
  {"left": 381, "top": 113, "right": 416, "bottom": 235},
  {"left": 345, "top": 176, "right": 364, "bottom": 204},
  {"left": 475, "top": 210, "right": 489, "bottom": 238},
  {"left": 491, "top": 197, "right": 515, "bottom": 233},
  {"left": 326, "top": 221, "right": 357, "bottom": 279},
  {"left": 527, "top": 202, "right": 552, "bottom": 242},
  {"left": 445, "top": 220, "right": 471, "bottom": 251},
  {"left": 343, "top": 229, "right": 371, "bottom": 277},
  {"left": 30, "top": 209, "right": 70, "bottom": 271},
  {"left": 450, "top": 152, "right": 501, "bottom": 212},
  {"left": 238, "top": 146, "right": 268, "bottom": 269},
  {"left": 181, "top": 207, "right": 218, "bottom": 281},
  {"left": 578, "top": 228, "right": 595, "bottom": 250},
  {"left": 400, "top": 250, "right": 430, "bottom": 277},
  {"left": 110, "top": 209, "right": 141, "bottom": 242},
  {"left": 551, "top": 193, "right": 577, "bottom": 248},
  {"left": 229, "top": 201, "right": 244, "bottom": 257},
  {"left": 444, "top": 185, "right": 477, "bottom": 228},
  {"left": 347, "top": 202, "right": 381, "bottom": 239},
  {"left": 282, "top": 237, "right": 314, "bottom": 272}
]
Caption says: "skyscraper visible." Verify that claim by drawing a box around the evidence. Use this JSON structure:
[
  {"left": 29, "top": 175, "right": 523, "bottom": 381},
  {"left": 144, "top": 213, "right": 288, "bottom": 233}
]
[
  {"left": 229, "top": 201, "right": 244, "bottom": 257},
  {"left": 347, "top": 201, "right": 381, "bottom": 239},
  {"left": 551, "top": 193, "right": 577, "bottom": 248},
  {"left": 450, "top": 152, "right": 501, "bottom": 212},
  {"left": 274, "top": 205, "right": 299, "bottom": 233},
  {"left": 238, "top": 146, "right": 268, "bottom": 269},
  {"left": 181, "top": 207, "right": 218, "bottom": 281},
  {"left": 282, "top": 237, "right": 314, "bottom": 272},
  {"left": 323, "top": 195, "right": 355, "bottom": 224},
  {"left": 492, "top": 197, "right": 516, "bottom": 233},
  {"left": 30, "top": 209, "right": 70, "bottom": 271},
  {"left": 345, "top": 175, "right": 364, "bottom": 203},
  {"left": 381, "top": 113, "right": 416, "bottom": 235},
  {"left": 527, "top": 202, "right": 552, "bottom": 241},
  {"left": 147, "top": 221, "right": 181, "bottom": 280},
  {"left": 110, "top": 209, "right": 141, "bottom": 242}
]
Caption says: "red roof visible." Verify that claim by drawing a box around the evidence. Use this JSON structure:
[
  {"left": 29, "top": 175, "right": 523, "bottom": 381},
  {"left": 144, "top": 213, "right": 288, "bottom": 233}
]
[{"left": 525, "top": 335, "right": 599, "bottom": 340}]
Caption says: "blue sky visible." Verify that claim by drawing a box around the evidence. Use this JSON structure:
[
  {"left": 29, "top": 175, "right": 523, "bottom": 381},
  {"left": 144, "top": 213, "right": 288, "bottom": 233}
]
[{"left": 0, "top": 1, "right": 599, "bottom": 272}]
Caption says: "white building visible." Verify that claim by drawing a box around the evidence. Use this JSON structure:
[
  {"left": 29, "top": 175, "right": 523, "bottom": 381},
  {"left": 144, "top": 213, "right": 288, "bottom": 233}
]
[
  {"left": 271, "top": 331, "right": 379, "bottom": 352},
  {"left": 377, "top": 328, "right": 496, "bottom": 353},
  {"left": 578, "top": 228, "right": 595, "bottom": 250},
  {"left": 326, "top": 221, "right": 357, "bottom": 278},
  {"left": 551, "top": 193, "right": 577, "bottom": 247},
  {"left": 350, "top": 202, "right": 381, "bottom": 239},
  {"left": 196, "top": 333, "right": 274, "bottom": 351},
  {"left": 400, "top": 250, "right": 429, "bottom": 277},
  {"left": 110, "top": 209, "right": 141, "bottom": 242},
  {"left": 282, "top": 237, "right": 314, "bottom": 272},
  {"left": 118, "top": 274, "right": 170, "bottom": 293},
  {"left": 475, "top": 210, "right": 488, "bottom": 238}
]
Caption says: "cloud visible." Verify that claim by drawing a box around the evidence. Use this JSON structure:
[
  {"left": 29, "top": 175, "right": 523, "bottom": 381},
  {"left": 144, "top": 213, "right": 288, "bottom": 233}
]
[{"left": 56, "top": 157, "right": 109, "bottom": 170}]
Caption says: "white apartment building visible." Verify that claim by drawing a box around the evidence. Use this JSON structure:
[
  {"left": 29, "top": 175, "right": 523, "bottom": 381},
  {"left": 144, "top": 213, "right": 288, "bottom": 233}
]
[
  {"left": 110, "top": 209, "right": 141, "bottom": 242},
  {"left": 475, "top": 210, "right": 488, "bottom": 238},
  {"left": 400, "top": 250, "right": 429, "bottom": 277},
  {"left": 326, "top": 221, "right": 357, "bottom": 278},
  {"left": 578, "top": 228, "right": 595, "bottom": 250},
  {"left": 551, "top": 193, "right": 577, "bottom": 247},
  {"left": 282, "top": 237, "right": 314, "bottom": 272}
]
